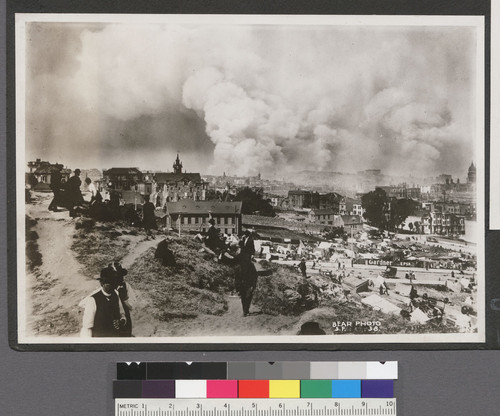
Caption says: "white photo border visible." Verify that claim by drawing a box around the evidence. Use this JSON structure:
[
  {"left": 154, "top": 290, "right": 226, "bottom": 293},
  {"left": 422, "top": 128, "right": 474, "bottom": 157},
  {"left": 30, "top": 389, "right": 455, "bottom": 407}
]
[{"left": 14, "top": 13, "right": 486, "bottom": 346}]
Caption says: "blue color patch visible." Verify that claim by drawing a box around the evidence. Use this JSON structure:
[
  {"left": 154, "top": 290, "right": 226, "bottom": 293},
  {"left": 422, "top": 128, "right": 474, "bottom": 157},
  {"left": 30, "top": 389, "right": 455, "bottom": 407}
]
[{"left": 331, "top": 380, "right": 361, "bottom": 398}]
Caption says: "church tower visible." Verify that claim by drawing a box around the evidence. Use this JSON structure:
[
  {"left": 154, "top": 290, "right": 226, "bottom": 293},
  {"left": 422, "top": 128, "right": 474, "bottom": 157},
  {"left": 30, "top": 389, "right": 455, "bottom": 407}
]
[{"left": 173, "top": 153, "right": 183, "bottom": 174}]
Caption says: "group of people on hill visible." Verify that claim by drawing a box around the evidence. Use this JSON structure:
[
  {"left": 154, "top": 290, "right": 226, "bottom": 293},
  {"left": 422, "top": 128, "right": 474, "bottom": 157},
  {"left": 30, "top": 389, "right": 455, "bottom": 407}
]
[
  {"left": 48, "top": 168, "right": 89, "bottom": 217},
  {"left": 201, "top": 220, "right": 258, "bottom": 317},
  {"left": 46, "top": 167, "right": 160, "bottom": 239},
  {"left": 47, "top": 167, "right": 103, "bottom": 218}
]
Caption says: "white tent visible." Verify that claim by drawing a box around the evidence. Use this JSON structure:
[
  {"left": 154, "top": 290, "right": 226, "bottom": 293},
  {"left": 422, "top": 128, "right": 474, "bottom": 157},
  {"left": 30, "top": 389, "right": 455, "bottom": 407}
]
[
  {"left": 318, "top": 242, "right": 334, "bottom": 250},
  {"left": 410, "top": 308, "right": 430, "bottom": 324},
  {"left": 361, "top": 294, "right": 401, "bottom": 314}
]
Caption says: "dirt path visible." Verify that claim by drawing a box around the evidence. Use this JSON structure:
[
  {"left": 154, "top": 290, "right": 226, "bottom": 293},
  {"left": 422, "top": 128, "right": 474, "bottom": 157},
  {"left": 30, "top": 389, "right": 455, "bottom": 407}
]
[
  {"left": 25, "top": 197, "right": 100, "bottom": 336},
  {"left": 120, "top": 237, "right": 159, "bottom": 269},
  {"left": 145, "top": 295, "right": 300, "bottom": 338}
]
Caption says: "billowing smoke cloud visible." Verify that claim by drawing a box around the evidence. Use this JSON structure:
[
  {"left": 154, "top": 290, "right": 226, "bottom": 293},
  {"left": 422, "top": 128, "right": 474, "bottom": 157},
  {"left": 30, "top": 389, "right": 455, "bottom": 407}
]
[{"left": 26, "top": 22, "right": 477, "bottom": 177}]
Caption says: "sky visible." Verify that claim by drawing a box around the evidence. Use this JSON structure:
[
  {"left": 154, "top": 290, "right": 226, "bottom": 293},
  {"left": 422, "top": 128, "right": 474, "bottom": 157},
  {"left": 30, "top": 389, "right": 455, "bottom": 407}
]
[{"left": 24, "top": 19, "right": 479, "bottom": 178}]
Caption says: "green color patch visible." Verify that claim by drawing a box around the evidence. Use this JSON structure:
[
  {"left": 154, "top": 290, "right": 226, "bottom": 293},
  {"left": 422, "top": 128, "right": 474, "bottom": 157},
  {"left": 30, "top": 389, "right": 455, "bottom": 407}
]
[{"left": 300, "top": 380, "right": 332, "bottom": 398}]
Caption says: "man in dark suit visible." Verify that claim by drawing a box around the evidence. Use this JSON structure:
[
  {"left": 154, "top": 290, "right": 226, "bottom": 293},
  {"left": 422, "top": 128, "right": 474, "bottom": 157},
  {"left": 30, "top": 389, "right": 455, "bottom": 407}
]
[
  {"left": 234, "top": 255, "right": 258, "bottom": 316},
  {"left": 239, "top": 229, "right": 255, "bottom": 261},
  {"left": 48, "top": 166, "right": 62, "bottom": 211},
  {"left": 65, "top": 168, "right": 84, "bottom": 217},
  {"left": 80, "top": 267, "right": 125, "bottom": 337}
]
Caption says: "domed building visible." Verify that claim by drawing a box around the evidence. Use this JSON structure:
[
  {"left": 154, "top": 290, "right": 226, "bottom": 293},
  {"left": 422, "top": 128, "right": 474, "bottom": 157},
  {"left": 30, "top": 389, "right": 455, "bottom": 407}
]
[{"left": 467, "top": 162, "right": 476, "bottom": 184}]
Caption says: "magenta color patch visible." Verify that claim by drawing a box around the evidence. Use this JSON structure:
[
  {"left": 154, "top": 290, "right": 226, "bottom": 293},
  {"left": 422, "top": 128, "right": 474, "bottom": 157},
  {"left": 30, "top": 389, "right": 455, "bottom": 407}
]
[{"left": 206, "top": 380, "right": 238, "bottom": 398}]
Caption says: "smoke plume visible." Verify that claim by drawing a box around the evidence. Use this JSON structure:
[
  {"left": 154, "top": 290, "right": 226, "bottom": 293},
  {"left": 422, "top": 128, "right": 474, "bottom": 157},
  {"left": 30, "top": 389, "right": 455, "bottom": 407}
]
[{"left": 26, "top": 22, "right": 477, "bottom": 177}]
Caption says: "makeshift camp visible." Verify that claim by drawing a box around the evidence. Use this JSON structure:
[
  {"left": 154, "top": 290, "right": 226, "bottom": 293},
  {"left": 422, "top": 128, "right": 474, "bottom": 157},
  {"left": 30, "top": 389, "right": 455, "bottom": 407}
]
[
  {"left": 356, "top": 280, "right": 371, "bottom": 293},
  {"left": 410, "top": 308, "right": 430, "bottom": 324},
  {"left": 446, "top": 280, "right": 462, "bottom": 293},
  {"left": 361, "top": 294, "right": 401, "bottom": 314},
  {"left": 383, "top": 266, "right": 397, "bottom": 278}
]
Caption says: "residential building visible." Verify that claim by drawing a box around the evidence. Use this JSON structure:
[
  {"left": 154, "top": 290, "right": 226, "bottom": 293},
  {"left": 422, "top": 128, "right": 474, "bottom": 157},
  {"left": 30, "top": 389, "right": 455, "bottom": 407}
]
[
  {"left": 165, "top": 200, "right": 243, "bottom": 235},
  {"left": 340, "top": 197, "right": 364, "bottom": 217},
  {"left": 26, "top": 159, "right": 71, "bottom": 190},
  {"left": 421, "top": 211, "right": 465, "bottom": 236},
  {"left": 308, "top": 208, "right": 336, "bottom": 225},
  {"left": 103, "top": 167, "right": 143, "bottom": 191},
  {"left": 339, "top": 215, "right": 363, "bottom": 233},
  {"left": 287, "top": 190, "right": 319, "bottom": 209},
  {"left": 318, "top": 192, "right": 343, "bottom": 211},
  {"left": 377, "top": 185, "right": 421, "bottom": 200}
]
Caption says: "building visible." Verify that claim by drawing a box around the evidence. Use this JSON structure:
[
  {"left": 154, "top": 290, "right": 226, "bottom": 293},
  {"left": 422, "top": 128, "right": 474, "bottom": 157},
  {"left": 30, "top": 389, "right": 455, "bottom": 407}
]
[
  {"left": 165, "top": 200, "right": 243, "bottom": 235},
  {"left": 318, "top": 192, "right": 343, "bottom": 211},
  {"left": 103, "top": 167, "right": 143, "bottom": 191},
  {"left": 467, "top": 162, "right": 476, "bottom": 183},
  {"left": 378, "top": 185, "right": 421, "bottom": 200},
  {"left": 26, "top": 159, "right": 71, "bottom": 190},
  {"left": 423, "top": 201, "right": 475, "bottom": 220},
  {"left": 352, "top": 201, "right": 364, "bottom": 217},
  {"left": 153, "top": 154, "right": 208, "bottom": 202},
  {"left": 421, "top": 211, "right": 465, "bottom": 236},
  {"left": 308, "top": 209, "right": 336, "bottom": 225},
  {"left": 287, "top": 190, "right": 319, "bottom": 209},
  {"left": 340, "top": 197, "right": 364, "bottom": 217},
  {"left": 339, "top": 215, "right": 364, "bottom": 233}
]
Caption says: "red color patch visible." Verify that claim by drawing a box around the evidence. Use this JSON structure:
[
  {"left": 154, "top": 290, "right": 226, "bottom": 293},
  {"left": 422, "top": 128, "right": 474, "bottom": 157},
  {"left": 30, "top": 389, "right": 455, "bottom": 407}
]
[{"left": 238, "top": 380, "right": 269, "bottom": 398}]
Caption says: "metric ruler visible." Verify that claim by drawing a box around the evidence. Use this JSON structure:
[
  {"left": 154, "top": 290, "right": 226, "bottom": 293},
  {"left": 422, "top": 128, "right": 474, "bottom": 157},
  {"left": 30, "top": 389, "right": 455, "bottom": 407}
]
[{"left": 115, "top": 398, "right": 397, "bottom": 416}]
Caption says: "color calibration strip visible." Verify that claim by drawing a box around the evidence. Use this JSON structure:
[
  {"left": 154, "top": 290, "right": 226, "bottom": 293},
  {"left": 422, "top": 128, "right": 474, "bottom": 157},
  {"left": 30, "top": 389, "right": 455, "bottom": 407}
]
[
  {"left": 114, "top": 378, "right": 394, "bottom": 399},
  {"left": 114, "top": 362, "right": 397, "bottom": 399}
]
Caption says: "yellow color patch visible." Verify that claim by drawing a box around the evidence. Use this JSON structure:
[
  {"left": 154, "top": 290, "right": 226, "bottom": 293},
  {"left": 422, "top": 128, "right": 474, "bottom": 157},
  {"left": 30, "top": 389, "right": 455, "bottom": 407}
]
[{"left": 269, "top": 380, "right": 301, "bottom": 398}]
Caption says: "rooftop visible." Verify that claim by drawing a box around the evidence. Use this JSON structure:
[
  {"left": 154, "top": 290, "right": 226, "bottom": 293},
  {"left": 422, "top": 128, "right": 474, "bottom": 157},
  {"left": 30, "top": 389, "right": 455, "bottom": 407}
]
[
  {"left": 154, "top": 172, "right": 202, "bottom": 183},
  {"left": 166, "top": 200, "right": 242, "bottom": 215}
]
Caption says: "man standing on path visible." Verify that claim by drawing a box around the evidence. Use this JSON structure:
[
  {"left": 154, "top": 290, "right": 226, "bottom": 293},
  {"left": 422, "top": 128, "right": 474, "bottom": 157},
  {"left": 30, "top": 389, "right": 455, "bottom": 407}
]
[
  {"left": 48, "top": 166, "right": 62, "bottom": 212},
  {"left": 65, "top": 168, "right": 84, "bottom": 217},
  {"left": 234, "top": 255, "right": 258, "bottom": 317},
  {"left": 298, "top": 258, "right": 308, "bottom": 279},
  {"left": 80, "top": 267, "right": 126, "bottom": 337},
  {"left": 142, "top": 194, "right": 157, "bottom": 239},
  {"left": 239, "top": 229, "right": 255, "bottom": 261}
]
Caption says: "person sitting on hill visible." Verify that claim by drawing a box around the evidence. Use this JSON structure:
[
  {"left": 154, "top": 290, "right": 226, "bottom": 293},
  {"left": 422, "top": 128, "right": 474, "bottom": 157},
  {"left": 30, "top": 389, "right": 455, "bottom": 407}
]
[{"left": 204, "top": 218, "right": 223, "bottom": 254}]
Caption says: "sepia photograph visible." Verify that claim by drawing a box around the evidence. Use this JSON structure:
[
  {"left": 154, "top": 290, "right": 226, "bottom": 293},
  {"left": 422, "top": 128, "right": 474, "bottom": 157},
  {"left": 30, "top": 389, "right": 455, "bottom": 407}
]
[{"left": 15, "top": 14, "right": 485, "bottom": 345}]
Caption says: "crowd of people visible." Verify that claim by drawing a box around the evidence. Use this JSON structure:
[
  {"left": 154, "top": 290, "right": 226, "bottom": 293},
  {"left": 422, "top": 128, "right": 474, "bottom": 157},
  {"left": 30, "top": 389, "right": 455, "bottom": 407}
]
[
  {"left": 78, "top": 219, "right": 266, "bottom": 336},
  {"left": 199, "top": 223, "right": 259, "bottom": 317},
  {"left": 34, "top": 170, "right": 316, "bottom": 333}
]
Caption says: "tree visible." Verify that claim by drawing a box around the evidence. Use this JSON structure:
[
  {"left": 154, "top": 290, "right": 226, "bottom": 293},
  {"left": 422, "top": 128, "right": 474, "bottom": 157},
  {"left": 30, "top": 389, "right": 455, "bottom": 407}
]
[
  {"left": 235, "top": 187, "right": 276, "bottom": 217},
  {"left": 389, "top": 199, "right": 417, "bottom": 230},
  {"left": 361, "top": 188, "right": 389, "bottom": 229},
  {"left": 414, "top": 221, "right": 421, "bottom": 234}
]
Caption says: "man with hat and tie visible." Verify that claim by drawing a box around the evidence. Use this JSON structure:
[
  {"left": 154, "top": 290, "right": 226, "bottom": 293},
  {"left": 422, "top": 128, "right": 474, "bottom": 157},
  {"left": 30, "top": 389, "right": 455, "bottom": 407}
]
[
  {"left": 80, "top": 266, "right": 126, "bottom": 337},
  {"left": 65, "top": 168, "right": 84, "bottom": 217}
]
